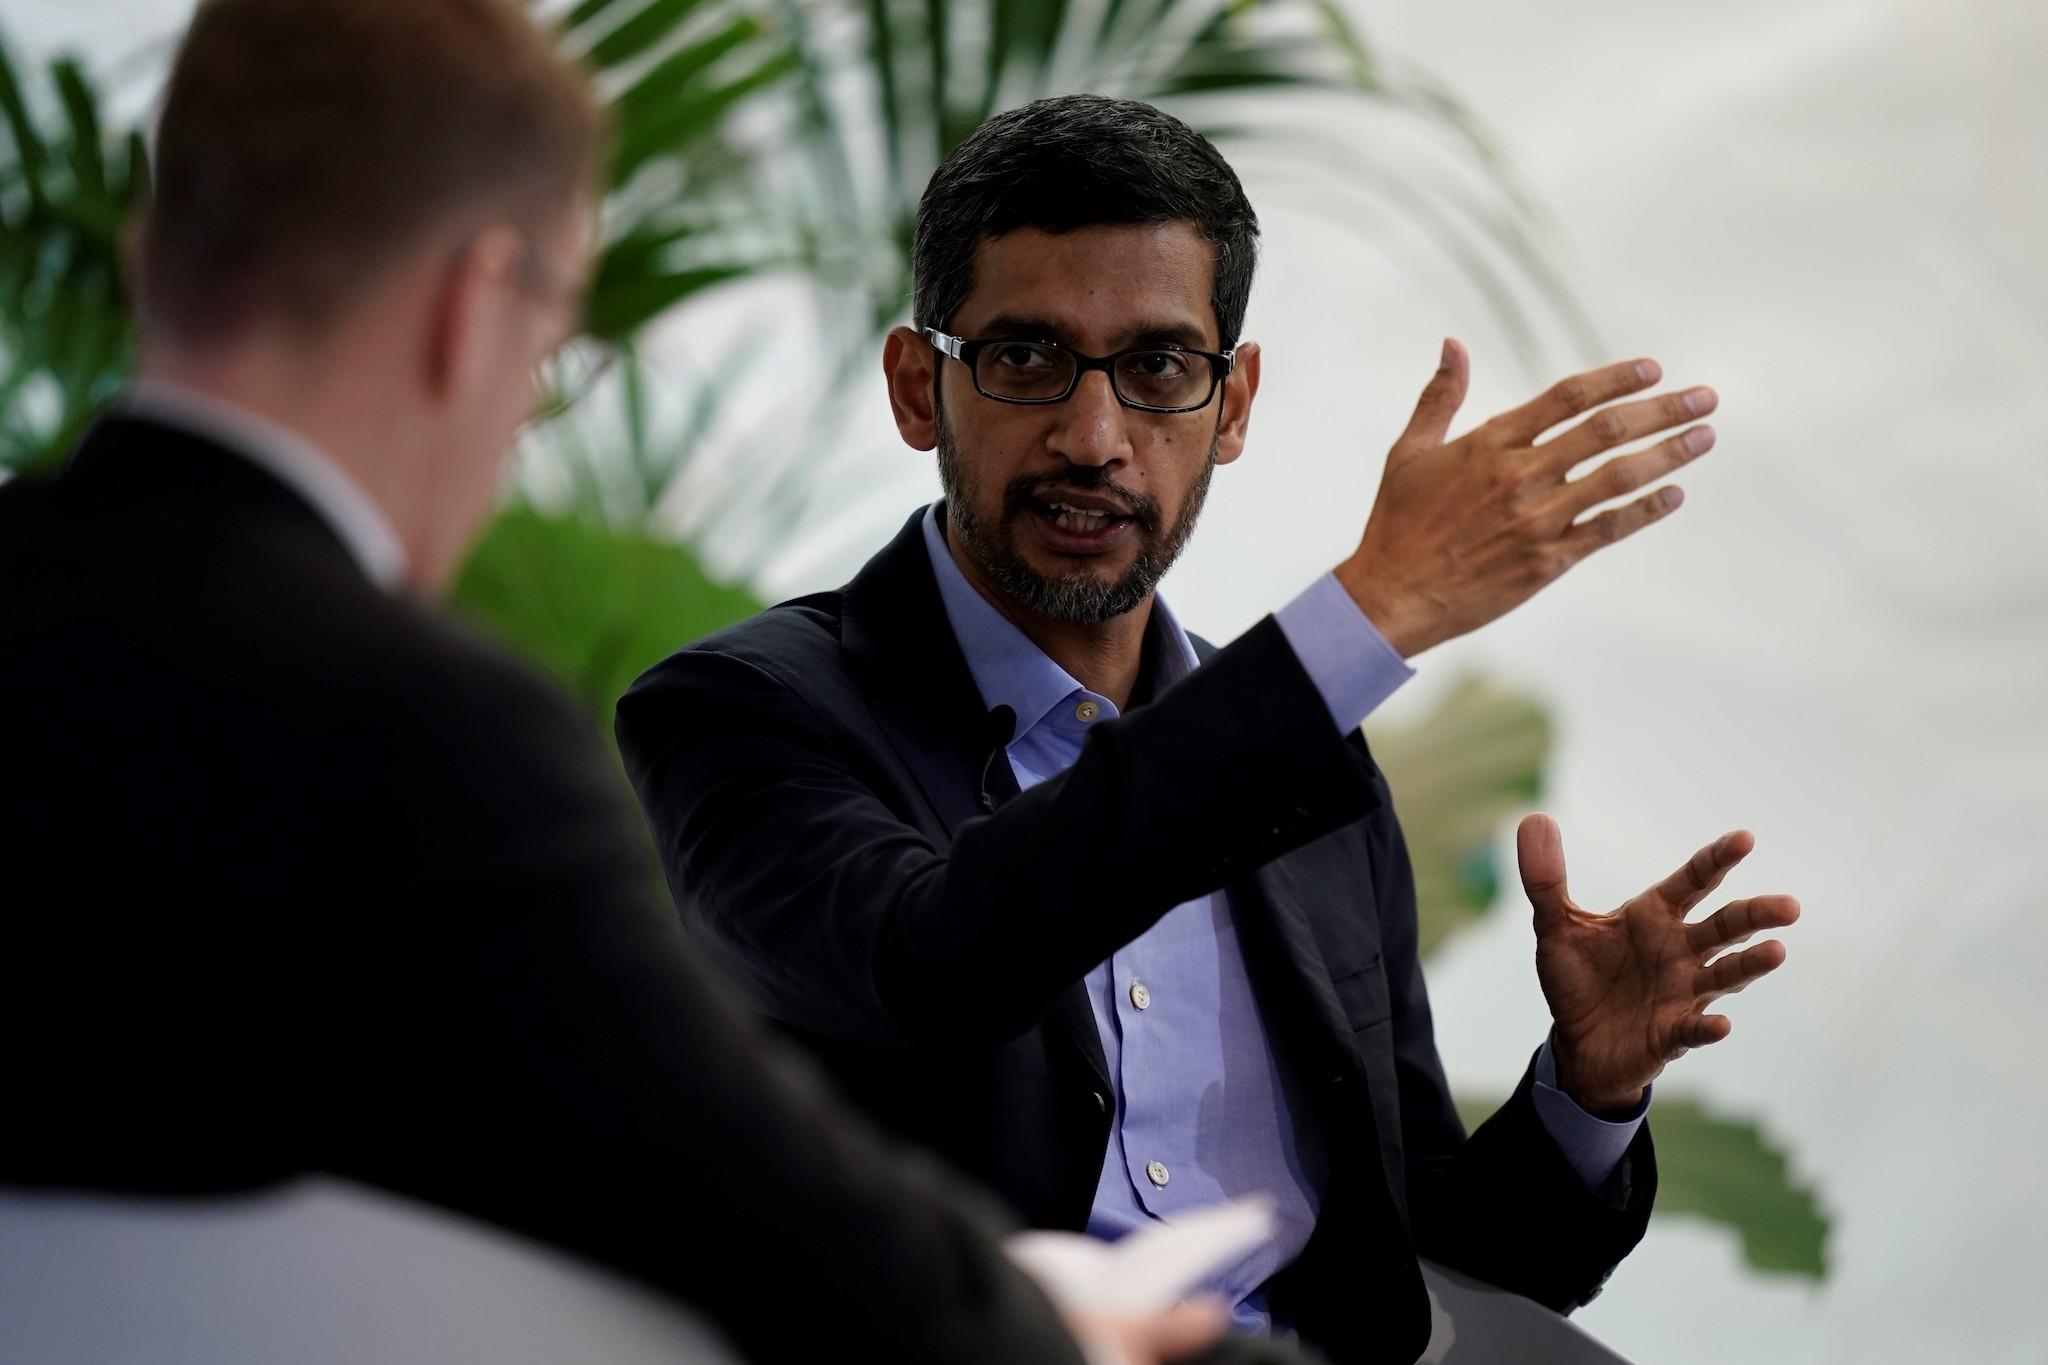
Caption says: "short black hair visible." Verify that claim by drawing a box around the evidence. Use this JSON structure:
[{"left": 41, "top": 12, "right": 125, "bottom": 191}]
[{"left": 911, "top": 95, "right": 1260, "bottom": 348}]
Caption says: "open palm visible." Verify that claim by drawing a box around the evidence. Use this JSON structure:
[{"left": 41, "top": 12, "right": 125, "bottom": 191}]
[{"left": 1520, "top": 814, "right": 1799, "bottom": 1114}]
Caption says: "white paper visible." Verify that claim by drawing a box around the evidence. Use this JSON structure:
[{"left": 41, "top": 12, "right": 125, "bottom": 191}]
[{"left": 1003, "top": 1196, "right": 1278, "bottom": 1318}]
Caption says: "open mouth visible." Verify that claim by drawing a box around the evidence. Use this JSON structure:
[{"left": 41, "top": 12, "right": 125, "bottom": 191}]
[
  {"left": 1042, "top": 501, "right": 1129, "bottom": 533},
  {"left": 1025, "top": 496, "right": 1138, "bottom": 551}
]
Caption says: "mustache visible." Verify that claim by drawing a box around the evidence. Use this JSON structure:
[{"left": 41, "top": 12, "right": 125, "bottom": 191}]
[{"left": 1000, "top": 468, "right": 1162, "bottom": 533}]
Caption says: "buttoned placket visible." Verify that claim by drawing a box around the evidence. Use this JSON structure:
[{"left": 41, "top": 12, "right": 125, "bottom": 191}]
[
  {"left": 1035, "top": 690, "right": 1184, "bottom": 1211},
  {"left": 1079, "top": 676, "right": 1181, "bottom": 1219},
  {"left": 920, "top": 502, "right": 1346, "bottom": 1329}
]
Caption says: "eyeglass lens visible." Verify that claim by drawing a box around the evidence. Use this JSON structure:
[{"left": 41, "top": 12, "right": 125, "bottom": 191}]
[{"left": 974, "top": 341, "right": 1214, "bottom": 410}]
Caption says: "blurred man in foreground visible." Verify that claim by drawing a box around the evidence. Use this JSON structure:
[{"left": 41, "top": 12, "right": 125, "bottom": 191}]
[
  {"left": 620, "top": 95, "right": 1802, "bottom": 1365},
  {"left": 0, "top": 5, "right": 1247, "bottom": 1362}
]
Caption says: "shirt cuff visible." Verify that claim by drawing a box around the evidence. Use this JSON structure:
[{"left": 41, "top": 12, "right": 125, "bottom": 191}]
[
  {"left": 1273, "top": 572, "right": 1415, "bottom": 734},
  {"left": 1531, "top": 1036, "right": 1650, "bottom": 1192}
]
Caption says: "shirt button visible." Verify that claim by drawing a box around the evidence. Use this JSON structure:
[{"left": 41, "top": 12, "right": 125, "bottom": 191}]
[
  {"left": 1145, "top": 1160, "right": 1170, "bottom": 1188},
  {"left": 1128, "top": 981, "right": 1151, "bottom": 1011},
  {"left": 1075, "top": 700, "right": 1100, "bottom": 722}
]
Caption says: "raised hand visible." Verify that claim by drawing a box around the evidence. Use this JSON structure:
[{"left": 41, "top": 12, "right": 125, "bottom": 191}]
[
  {"left": 1334, "top": 339, "right": 1719, "bottom": 658},
  {"left": 1519, "top": 814, "right": 1799, "bottom": 1115}
]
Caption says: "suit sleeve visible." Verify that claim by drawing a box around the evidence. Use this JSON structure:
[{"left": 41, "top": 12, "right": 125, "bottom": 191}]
[
  {"left": 615, "top": 616, "right": 1381, "bottom": 1050},
  {"left": 1364, "top": 783, "right": 1656, "bottom": 1311},
  {"left": 314, "top": 647, "right": 1088, "bottom": 1365}
]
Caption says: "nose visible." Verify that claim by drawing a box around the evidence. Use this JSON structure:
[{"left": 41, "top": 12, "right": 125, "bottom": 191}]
[{"left": 1044, "top": 370, "right": 1131, "bottom": 470}]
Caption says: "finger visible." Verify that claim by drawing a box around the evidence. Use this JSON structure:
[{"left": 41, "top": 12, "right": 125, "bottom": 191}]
[
  {"left": 1687, "top": 894, "right": 1802, "bottom": 955},
  {"left": 1651, "top": 830, "right": 1756, "bottom": 914},
  {"left": 1553, "top": 425, "right": 1715, "bottom": 521},
  {"left": 1517, "top": 813, "right": 1573, "bottom": 935},
  {"left": 1694, "top": 939, "right": 1788, "bottom": 1001},
  {"left": 1492, "top": 356, "right": 1662, "bottom": 445},
  {"left": 1559, "top": 484, "right": 1686, "bottom": 563},
  {"left": 1673, "top": 1012, "right": 1734, "bottom": 1051},
  {"left": 1539, "top": 385, "right": 1717, "bottom": 475},
  {"left": 1143, "top": 1300, "right": 1230, "bottom": 1360},
  {"left": 1390, "top": 337, "right": 1471, "bottom": 462}
]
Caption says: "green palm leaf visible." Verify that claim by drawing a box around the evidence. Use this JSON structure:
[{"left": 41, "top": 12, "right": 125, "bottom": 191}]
[
  {"left": 1369, "top": 678, "right": 1550, "bottom": 959},
  {"left": 1457, "top": 1091, "right": 1829, "bottom": 1278},
  {"left": 450, "top": 502, "right": 764, "bottom": 718},
  {"left": 563, "top": 0, "right": 1593, "bottom": 556},
  {"left": 0, "top": 32, "right": 140, "bottom": 471}
]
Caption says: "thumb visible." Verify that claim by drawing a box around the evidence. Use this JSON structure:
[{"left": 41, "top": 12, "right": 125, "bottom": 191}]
[
  {"left": 1517, "top": 812, "right": 1572, "bottom": 935},
  {"left": 1391, "top": 336, "right": 1470, "bottom": 463}
]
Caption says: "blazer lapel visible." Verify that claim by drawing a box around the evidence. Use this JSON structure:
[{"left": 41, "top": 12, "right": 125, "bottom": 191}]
[
  {"left": 839, "top": 505, "right": 999, "bottom": 835},
  {"left": 838, "top": 505, "right": 1111, "bottom": 1090}
]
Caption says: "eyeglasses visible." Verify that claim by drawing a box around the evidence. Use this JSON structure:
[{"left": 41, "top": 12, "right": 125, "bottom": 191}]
[
  {"left": 922, "top": 327, "right": 1234, "bottom": 414},
  {"left": 528, "top": 337, "right": 618, "bottom": 427}
]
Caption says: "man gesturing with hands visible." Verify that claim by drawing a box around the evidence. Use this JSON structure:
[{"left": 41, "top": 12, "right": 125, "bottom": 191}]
[{"left": 621, "top": 95, "right": 1797, "bottom": 1365}]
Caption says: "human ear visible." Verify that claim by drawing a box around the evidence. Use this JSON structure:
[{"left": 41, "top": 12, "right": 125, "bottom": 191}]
[
  {"left": 1213, "top": 339, "right": 1261, "bottom": 466},
  {"left": 426, "top": 224, "right": 524, "bottom": 401},
  {"left": 883, "top": 324, "right": 939, "bottom": 451}
]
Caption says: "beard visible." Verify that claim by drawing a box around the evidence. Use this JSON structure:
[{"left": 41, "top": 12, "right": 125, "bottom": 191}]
[{"left": 934, "top": 394, "right": 1217, "bottom": 627}]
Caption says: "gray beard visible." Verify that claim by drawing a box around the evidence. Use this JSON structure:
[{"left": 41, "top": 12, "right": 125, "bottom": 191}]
[{"left": 934, "top": 399, "right": 1216, "bottom": 627}]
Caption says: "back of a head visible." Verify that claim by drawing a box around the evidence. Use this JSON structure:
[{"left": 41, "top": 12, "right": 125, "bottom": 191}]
[
  {"left": 141, "top": 0, "right": 602, "bottom": 350},
  {"left": 911, "top": 94, "right": 1260, "bottom": 347}
]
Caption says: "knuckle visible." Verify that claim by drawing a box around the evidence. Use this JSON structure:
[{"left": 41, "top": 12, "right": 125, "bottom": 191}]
[
  {"left": 1601, "top": 460, "right": 1639, "bottom": 498},
  {"left": 1550, "top": 376, "right": 1588, "bottom": 414},
  {"left": 1512, "top": 509, "right": 1549, "bottom": 548},
  {"left": 1588, "top": 408, "right": 1628, "bottom": 445}
]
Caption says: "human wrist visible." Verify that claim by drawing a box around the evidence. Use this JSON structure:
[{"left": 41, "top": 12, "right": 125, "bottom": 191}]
[
  {"left": 1332, "top": 556, "right": 1430, "bottom": 659},
  {"left": 1551, "top": 1044, "right": 1647, "bottom": 1119}
]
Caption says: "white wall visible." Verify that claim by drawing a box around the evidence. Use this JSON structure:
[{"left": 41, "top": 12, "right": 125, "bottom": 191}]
[{"left": 1237, "top": 4, "right": 2048, "bottom": 1361}]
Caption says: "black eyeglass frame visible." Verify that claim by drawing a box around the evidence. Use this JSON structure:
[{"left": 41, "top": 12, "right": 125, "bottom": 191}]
[
  {"left": 922, "top": 326, "right": 1235, "bottom": 414},
  {"left": 525, "top": 337, "right": 621, "bottom": 430}
]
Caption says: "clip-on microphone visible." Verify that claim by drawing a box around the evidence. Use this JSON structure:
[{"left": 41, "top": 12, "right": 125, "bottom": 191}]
[{"left": 977, "top": 704, "right": 1018, "bottom": 814}]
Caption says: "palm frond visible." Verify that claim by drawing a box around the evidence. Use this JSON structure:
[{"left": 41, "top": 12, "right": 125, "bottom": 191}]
[
  {"left": 0, "top": 31, "right": 139, "bottom": 471},
  {"left": 573, "top": 0, "right": 1591, "bottom": 563}
]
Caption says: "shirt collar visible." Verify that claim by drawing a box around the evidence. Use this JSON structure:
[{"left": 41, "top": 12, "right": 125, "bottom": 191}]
[
  {"left": 920, "top": 503, "right": 1200, "bottom": 742},
  {"left": 122, "top": 380, "right": 409, "bottom": 593}
]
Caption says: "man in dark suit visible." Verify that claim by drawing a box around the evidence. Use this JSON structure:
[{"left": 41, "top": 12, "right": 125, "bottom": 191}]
[
  {"left": 0, "top": 8, "right": 1242, "bottom": 1363},
  {"left": 619, "top": 96, "right": 1802, "bottom": 1365}
]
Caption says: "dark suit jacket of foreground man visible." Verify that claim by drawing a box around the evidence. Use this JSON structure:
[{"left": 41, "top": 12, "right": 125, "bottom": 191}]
[
  {"left": 0, "top": 418, "right": 1095, "bottom": 1365},
  {"left": 619, "top": 506, "right": 1659, "bottom": 1365}
]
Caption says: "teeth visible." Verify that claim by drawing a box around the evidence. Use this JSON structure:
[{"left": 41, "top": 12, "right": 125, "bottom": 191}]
[{"left": 1052, "top": 506, "right": 1109, "bottom": 532}]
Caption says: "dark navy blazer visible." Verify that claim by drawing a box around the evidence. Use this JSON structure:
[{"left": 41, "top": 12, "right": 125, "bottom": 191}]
[{"left": 619, "top": 506, "right": 1656, "bottom": 1365}]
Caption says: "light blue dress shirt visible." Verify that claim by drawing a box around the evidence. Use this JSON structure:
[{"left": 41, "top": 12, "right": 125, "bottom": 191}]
[{"left": 919, "top": 505, "right": 1646, "bottom": 1331}]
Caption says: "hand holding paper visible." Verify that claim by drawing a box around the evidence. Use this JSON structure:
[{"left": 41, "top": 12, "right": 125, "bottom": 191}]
[{"left": 1005, "top": 1198, "right": 1278, "bottom": 1365}]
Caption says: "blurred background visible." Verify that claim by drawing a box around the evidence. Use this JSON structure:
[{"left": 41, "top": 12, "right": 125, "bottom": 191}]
[{"left": 4, "top": 2, "right": 2044, "bottom": 1360}]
